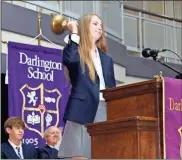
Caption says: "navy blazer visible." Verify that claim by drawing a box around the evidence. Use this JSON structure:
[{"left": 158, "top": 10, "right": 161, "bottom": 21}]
[
  {"left": 63, "top": 40, "right": 116, "bottom": 125},
  {"left": 37, "top": 145, "right": 58, "bottom": 159},
  {"left": 1, "top": 141, "right": 37, "bottom": 159}
]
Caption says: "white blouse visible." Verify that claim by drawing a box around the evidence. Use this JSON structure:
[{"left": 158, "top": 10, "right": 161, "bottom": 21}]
[{"left": 90, "top": 48, "right": 106, "bottom": 101}]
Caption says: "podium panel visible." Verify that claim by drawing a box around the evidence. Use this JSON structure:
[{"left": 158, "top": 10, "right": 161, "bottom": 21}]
[{"left": 87, "top": 117, "right": 158, "bottom": 159}]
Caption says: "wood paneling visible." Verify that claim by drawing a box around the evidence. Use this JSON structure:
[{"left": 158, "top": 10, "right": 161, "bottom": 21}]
[{"left": 86, "top": 79, "right": 164, "bottom": 159}]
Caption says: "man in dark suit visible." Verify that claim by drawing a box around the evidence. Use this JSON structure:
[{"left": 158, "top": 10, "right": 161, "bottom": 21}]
[
  {"left": 37, "top": 126, "right": 61, "bottom": 159},
  {"left": 1, "top": 117, "right": 37, "bottom": 159}
]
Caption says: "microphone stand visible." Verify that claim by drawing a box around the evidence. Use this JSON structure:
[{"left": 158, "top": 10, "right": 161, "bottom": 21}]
[{"left": 153, "top": 56, "right": 182, "bottom": 79}]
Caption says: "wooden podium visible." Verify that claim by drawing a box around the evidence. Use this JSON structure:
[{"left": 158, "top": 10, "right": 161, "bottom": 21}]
[{"left": 86, "top": 78, "right": 164, "bottom": 159}]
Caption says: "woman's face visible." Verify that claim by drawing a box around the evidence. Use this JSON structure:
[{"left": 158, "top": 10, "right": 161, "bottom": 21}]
[{"left": 89, "top": 15, "right": 103, "bottom": 42}]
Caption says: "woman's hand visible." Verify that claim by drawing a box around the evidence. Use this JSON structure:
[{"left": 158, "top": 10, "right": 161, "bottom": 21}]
[{"left": 67, "top": 21, "right": 78, "bottom": 34}]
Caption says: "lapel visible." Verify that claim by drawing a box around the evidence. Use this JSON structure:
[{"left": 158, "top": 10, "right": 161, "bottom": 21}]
[
  {"left": 44, "top": 145, "right": 52, "bottom": 158},
  {"left": 22, "top": 143, "right": 27, "bottom": 159},
  {"left": 6, "top": 142, "right": 20, "bottom": 159},
  {"left": 98, "top": 48, "right": 108, "bottom": 87},
  {"left": 44, "top": 145, "right": 58, "bottom": 158}
]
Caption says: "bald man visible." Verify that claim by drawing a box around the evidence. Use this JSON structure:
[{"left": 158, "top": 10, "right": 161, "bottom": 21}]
[{"left": 37, "top": 126, "right": 61, "bottom": 159}]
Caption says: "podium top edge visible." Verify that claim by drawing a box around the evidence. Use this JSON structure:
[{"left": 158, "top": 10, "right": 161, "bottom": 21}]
[{"left": 101, "top": 79, "right": 162, "bottom": 93}]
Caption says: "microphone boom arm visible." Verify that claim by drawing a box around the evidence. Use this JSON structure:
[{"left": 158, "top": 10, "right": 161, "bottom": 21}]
[{"left": 153, "top": 57, "right": 182, "bottom": 79}]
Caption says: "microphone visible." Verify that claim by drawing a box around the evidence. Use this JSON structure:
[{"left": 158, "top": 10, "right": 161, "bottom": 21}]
[
  {"left": 142, "top": 48, "right": 182, "bottom": 61},
  {"left": 142, "top": 48, "right": 182, "bottom": 79},
  {"left": 142, "top": 48, "right": 167, "bottom": 58}
]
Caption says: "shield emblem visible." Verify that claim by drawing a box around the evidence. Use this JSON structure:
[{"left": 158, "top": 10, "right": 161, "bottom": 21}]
[
  {"left": 20, "top": 83, "right": 62, "bottom": 138},
  {"left": 178, "top": 127, "right": 182, "bottom": 158}
]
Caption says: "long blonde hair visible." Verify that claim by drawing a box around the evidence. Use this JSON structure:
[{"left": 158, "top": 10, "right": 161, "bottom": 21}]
[{"left": 77, "top": 14, "right": 107, "bottom": 81}]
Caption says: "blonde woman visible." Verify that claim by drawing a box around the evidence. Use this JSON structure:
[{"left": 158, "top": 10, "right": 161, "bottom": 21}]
[{"left": 58, "top": 13, "right": 116, "bottom": 159}]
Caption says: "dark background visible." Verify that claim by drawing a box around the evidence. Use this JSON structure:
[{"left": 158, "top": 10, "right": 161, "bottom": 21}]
[{"left": 1, "top": 74, "right": 9, "bottom": 142}]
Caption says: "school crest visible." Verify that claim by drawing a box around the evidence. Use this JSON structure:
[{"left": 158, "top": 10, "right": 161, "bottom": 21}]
[{"left": 20, "top": 83, "right": 62, "bottom": 138}]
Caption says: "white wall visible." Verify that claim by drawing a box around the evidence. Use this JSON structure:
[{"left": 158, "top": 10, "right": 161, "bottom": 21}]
[
  {"left": 121, "top": 75, "right": 150, "bottom": 86},
  {"left": 113, "top": 63, "right": 126, "bottom": 83},
  {"left": 1, "top": 30, "right": 64, "bottom": 55}
]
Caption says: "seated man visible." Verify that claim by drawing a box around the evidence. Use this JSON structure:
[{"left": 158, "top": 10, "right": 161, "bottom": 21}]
[
  {"left": 1, "top": 117, "right": 37, "bottom": 159},
  {"left": 37, "top": 126, "right": 61, "bottom": 159},
  {"left": 54, "top": 127, "right": 63, "bottom": 151}
]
